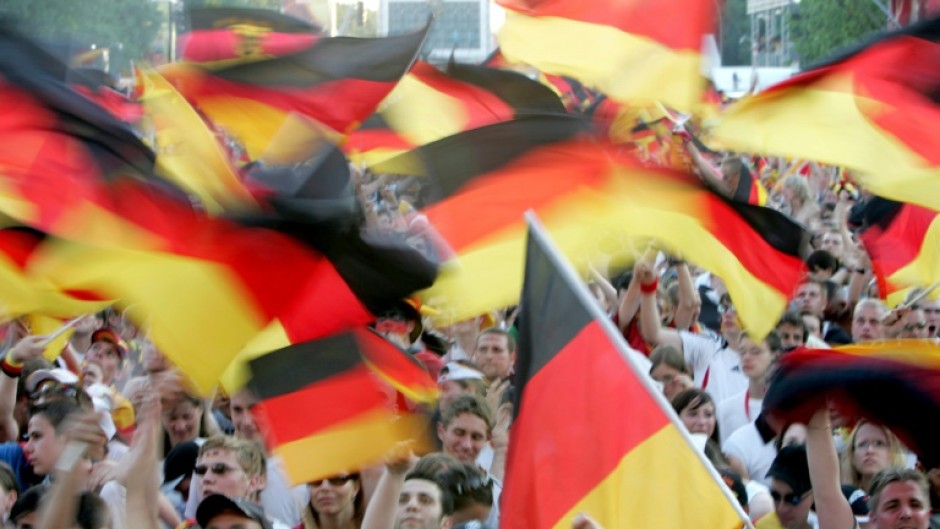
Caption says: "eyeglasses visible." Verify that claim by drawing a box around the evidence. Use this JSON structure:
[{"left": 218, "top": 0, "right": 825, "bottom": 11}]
[
  {"left": 194, "top": 463, "right": 239, "bottom": 477},
  {"left": 310, "top": 474, "right": 357, "bottom": 487},
  {"left": 770, "top": 490, "right": 810, "bottom": 506}
]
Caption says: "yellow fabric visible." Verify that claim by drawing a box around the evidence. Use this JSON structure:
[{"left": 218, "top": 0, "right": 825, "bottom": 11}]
[
  {"left": 30, "top": 238, "right": 267, "bottom": 393},
  {"left": 111, "top": 389, "right": 136, "bottom": 437},
  {"left": 380, "top": 73, "right": 471, "bottom": 146},
  {"left": 755, "top": 512, "right": 785, "bottom": 529},
  {"left": 219, "top": 319, "right": 291, "bottom": 393},
  {"left": 712, "top": 72, "right": 940, "bottom": 213},
  {"left": 885, "top": 215, "right": 940, "bottom": 304},
  {"left": 835, "top": 339, "right": 940, "bottom": 370},
  {"left": 140, "top": 70, "right": 255, "bottom": 214},
  {"left": 552, "top": 425, "right": 746, "bottom": 529},
  {"left": 499, "top": 13, "right": 704, "bottom": 112},
  {"left": 198, "top": 95, "right": 291, "bottom": 161}
]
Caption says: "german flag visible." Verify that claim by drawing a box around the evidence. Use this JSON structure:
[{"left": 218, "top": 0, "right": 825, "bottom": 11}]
[
  {"left": 497, "top": 0, "right": 715, "bottom": 112},
  {"left": 763, "top": 341, "right": 940, "bottom": 468},
  {"left": 712, "top": 17, "right": 940, "bottom": 213},
  {"left": 342, "top": 113, "right": 416, "bottom": 168},
  {"left": 445, "top": 60, "right": 566, "bottom": 115},
  {"left": 247, "top": 331, "right": 431, "bottom": 484},
  {"left": 357, "top": 327, "right": 438, "bottom": 404},
  {"left": 0, "top": 26, "right": 155, "bottom": 233},
  {"left": 502, "top": 217, "right": 747, "bottom": 529},
  {"left": 856, "top": 197, "right": 940, "bottom": 306},
  {"left": 180, "top": 7, "right": 321, "bottom": 64},
  {"left": 163, "top": 24, "right": 429, "bottom": 159},
  {"left": 373, "top": 116, "right": 809, "bottom": 339}
]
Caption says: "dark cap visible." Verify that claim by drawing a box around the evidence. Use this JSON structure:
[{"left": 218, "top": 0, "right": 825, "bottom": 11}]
[
  {"left": 766, "top": 445, "right": 812, "bottom": 496},
  {"left": 841, "top": 484, "right": 870, "bottom": 517},
  {"left": 163, "top": 440, "right": 199, "bottom": 487},
  {"left": 196, "top": 495, "right": 272, "bottom": 529},
  {"left": 90, "top": 327, "right": 127, "bottom": 359}
]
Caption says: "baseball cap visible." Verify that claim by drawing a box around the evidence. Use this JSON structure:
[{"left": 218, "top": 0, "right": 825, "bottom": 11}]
[
  {"left": 163, "top": 440, "right": 199, "bottom": 489},
  {"left": 90, "top": 327, "right": 127, "bottom": 358},
  {"left": 438, "top": 362, "right": 484, "bottom": 384},
  {"left": 196, "top": 495, "right": 273, "bottom": 529},
  {"left": 766, "top": 445, "right": 812, "bottom": 496},
  {"left": 25, "top": 368, "right": 80, "bottom": 394}
]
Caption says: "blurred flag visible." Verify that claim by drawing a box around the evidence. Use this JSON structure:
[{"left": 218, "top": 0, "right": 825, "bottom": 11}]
[
  {"left": 502, "top": 215, "right": 748, "bottom": 528},
  {"left": 712, "top": 17, "right": 940, "bottom": 213},
  {"left": 248, "top": 330, "right": 431, "bottom": 484},
  {"left": 180, "top": 7, "right": 321, "bottom": 64},
  {"left": 763, "top": 341, "right": 940, "bottom": 469},
  {"left": 497, "top": 0, "right": 715, "bottom": 112}
]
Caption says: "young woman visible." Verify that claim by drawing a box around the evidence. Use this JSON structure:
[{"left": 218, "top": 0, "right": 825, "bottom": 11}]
[
  {"left": 840, "top": 420, "right": 907, "bottom": 492},
  {"left": 672, "top": 388, "right": 720, "bottom": 447},
  {"left": 300, "top": 473, "right": 364, "bottom": 529},
  {"left": 649, "top": 345, "right": 694, "bottom": 402}
]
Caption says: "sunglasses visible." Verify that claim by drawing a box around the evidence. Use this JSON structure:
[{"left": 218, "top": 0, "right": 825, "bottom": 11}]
[
  {"left": 770, "top": 489, "right": 810, "bottom": 506},
  {"left": 194, "top": 463, "right": 239, "bottom": 477},
  {"left": 310, "top": 474, "right": 357, "bottom": 487}
]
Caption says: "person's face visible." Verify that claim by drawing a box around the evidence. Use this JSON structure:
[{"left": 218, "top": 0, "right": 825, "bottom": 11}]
[
  {"left": 197, "top": 449, "right": 262, "bottom": 500},
  {"left": 650, "top": 363, "right": 687, "bottom": 402},
  {"left": 794, "top": 283, "right": 826, "bottom": 316},
  {"left": 163, "top": 399, "right": 203, "bottom": 447},
  {"left": 679, "top": 400, "right": 716, "bottom": 437},
  {"left": 472, "top": 334, "right": 514, "bottom": 382},
  {"left": 853, "top": 305, "right": 886, "bottom": 342},
  {"left": 921, "top": 300, "right": 940, "bottom": 337},
  {"left": 438, "top": 412, "right": 489, "bottom": 463},
  {"left": 820, "top": 233, "right": 844, "bottom": 258},
  {"left": 80, "top": 363, "right": 103, "bottom": 388},
  {"left": 14, "top": 511, "right": 38, "bottom": 529},
  {"left": 85, "top": 341, "right": 121, "bottom": 385},
  {"left": 230, "top": 390, "right": 260, "bottom": 442},
  {"left": 871, "top": 481, "right": 930, "bottom": 529},
  {"left": 24, "top": 414, "right": 65, "bottom": 476},
  {"left": 395, "top": 479, "right": 446, "bottom": 529},
  {"left": 307, "top": 474, "right": 360, "bottom": 517},
  {"left": 718, "top": 299, "right": 741, "bottom": 339},
  {"left": 899, "top": 309, "right": 929, "bottom": 339},
  {"left": 769, "top": 479, "right": 813, "bottom": 529},
  {"left": 776, "top": 323, "right": 805, "bottom": 350},
  {"left": 203, "top": 512, "right": 265, "bottom": 529},
  {"left": 737, "top": 337, "right": 775, "bottom": 381},
  {"left": 438, "top": 380, "right": 473, "bottom": 413},
  {"left": 853, "top": 423, "right": 891, "bottom": 479}
]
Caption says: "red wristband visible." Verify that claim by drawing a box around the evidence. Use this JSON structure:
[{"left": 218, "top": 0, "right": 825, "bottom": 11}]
[
  {"left": 0, "top": 355, "right": 22, "bottom": 378},
  {"left": 640, "top": 278, "right": 659, "bottom": 294}
]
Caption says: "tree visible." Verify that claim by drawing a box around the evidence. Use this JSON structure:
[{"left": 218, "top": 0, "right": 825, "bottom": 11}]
[
  {"left": 0, "top": 0, "right": 162, "bottom": 74},
  {"left": 789, "top": 0, "right": 886, "bottom": 65},
  {"left": 719, "top": 0, "right": 751, "bottom": 66}
]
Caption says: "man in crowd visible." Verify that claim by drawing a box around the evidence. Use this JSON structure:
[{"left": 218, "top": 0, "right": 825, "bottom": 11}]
[{"left": 471, "top": 329, "right": 515, "bottom": 384}]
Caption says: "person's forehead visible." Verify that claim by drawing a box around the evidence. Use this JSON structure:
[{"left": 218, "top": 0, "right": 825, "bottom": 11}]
[
  {"left": 200, "top": 449, "right": 239, "bottom": 463},
  {"left": 477, "top": 334, "right": 507, "bottom": 347},
  {"left": 448, "top": 412, "right": 487, "bottom": 431},
  {"left": 878, "top": 481, "right": 926, "bottom": 503},
  {"left": 403, "top": 478, "right": 441, "bottom": 499}
]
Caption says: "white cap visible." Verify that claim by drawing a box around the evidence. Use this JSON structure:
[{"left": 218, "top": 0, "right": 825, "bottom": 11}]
[
  {"left": 437, "top": 362, "right": 484, "bottom": 384},
  {"left": 25, "top": 368, "right": 80, "bottom": 393}
]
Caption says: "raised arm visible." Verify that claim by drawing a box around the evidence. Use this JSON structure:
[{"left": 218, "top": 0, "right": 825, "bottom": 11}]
[
  {"left": 361, "top": 449, "right": 413, "bottom": 529},
  {"left": 806, "top": 407, "right": 856, "bottom": 529},
  {"left": 124, "top": 394, "right": 163, "bottom": 529},
  {"left": 0, "top": 335, "right": 46, "bottom": 442},
  {"left": 636, "top": 262, "right": 683, "bottom": 350},
  {"left": 672, "top": 262, "right": 700, "bottom": 331}
]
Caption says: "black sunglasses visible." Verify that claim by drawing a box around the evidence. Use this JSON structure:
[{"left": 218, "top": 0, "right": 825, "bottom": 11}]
[
  {"left": 310, "top": 474, "right": 358, "bottom": 487},
  {"left": 193, "top": 463, "right": 238, "bottom": 477},
  {"left": 770, "top": 489, "right": 809, "bottom": 506}
]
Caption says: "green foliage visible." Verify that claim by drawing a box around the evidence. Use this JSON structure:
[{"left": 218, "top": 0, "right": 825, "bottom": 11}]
[
  {"left": 789, "top": 0, "right": 887, "bottom": 65},
  {"left": 0, "top": 0, "right": 162, "bottom": 73},
  {"left": 719, "top": 0, "right": 751, "bottom": 66}
]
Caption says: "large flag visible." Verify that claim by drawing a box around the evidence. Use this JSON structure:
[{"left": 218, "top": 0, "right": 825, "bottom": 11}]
[
  {"left": 247, "top": 330, "right": 431, "bottom": 484},
  {"left": 179, "top": 7, "right": 320, "bottom": 64},
  {"left": 712, "top": 17, "right": 940, "bottom": 213},
  {"left": 763, "top": 341, "right": 940, "bottom": 469},
  {"left": 856, "top": 197, "right": 940, "bottom": 306},
  {"left": 496, "top": 0, "right": 715, "bottom": 112},
  {"left": 163, "top": 24, "right": 430, "bottom": 159},
  {"left": 501, "top": 215, "right": 748, "bottom": 529},
  {"left": 373, "top": 116, "right": 808, "bottom": 339}
]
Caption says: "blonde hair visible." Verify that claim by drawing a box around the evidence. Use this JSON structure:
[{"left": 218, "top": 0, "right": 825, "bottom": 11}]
[
  {"left": 198, "top": 435, "right": 266, "bottom": 478},
  {"left": 782, "top": 175, "right": 812, "bottom": 203},
  {"left": 840, "top": 420, "right": 907, "bottom": 488}
]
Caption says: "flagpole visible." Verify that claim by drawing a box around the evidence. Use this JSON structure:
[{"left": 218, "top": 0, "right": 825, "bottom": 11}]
[{"left": 522, "top": 211, "right": 755, "bottom": 529}]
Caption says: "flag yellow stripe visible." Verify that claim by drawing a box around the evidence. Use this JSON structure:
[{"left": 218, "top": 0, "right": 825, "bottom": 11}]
[
  {"left": 835, "top": 339, "right": 940, "bottom": 370},
  {"left": 551, "top": 425, "right": 745, "bottom": 529},
  {"left": 499, "top": 13, "right": 703, "bottom": 111},
  {"left": 381, "top": 74, "right": 470, "bottom": 146}
]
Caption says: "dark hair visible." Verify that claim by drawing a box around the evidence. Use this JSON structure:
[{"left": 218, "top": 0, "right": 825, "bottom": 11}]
[
  {"left": 671, "top": 389, "right": 720, "bottom": 446},
  {"left": 805, "top": 249, "right": 839, "bottom": 273},
  {"left": 439, "top": 462, "right": 494, "bottom": 513},
  {"left": 649, "top": 345, "right": 690, "bottom": 376},
  {"left": 412, "top": 453, "right": 461, "bottom": 478},
  {"left": 405, "top": 466, "right": 455, "bottom": 516},
  {"left": 76, "top": 492, "right": 111, "bottom": 529},
  {"left": 307, "top": 473, "right": 364, "bottom": 527},
  {"left": 441, "top": 394, "right": 494, "bottom": 434},
  {"left": 776, "top": 311, "right": 808, "bottom": 344},
  {"left": 10, "top": 484, "right": 47, "bottom": 523},
  {"left": 29, "top": 398, "right": 83, "bottom": 433},
  {"left": 739, "top": 330, "right": 783, "bottom": 354},
  {"left": 475, "top": 327, "right": 516, "bottom": 354}
]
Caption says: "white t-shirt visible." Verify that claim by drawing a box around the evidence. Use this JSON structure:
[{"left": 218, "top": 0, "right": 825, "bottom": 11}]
[
  {"left": 723, "top": 422, "right": 777, "bottom": 487},
  {"left": 679, "top": 331, "right": 748, "bottom": 403},
  {"left": 717, "top": 388, "right": 762, "bottom": 445}
]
